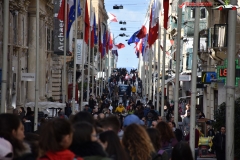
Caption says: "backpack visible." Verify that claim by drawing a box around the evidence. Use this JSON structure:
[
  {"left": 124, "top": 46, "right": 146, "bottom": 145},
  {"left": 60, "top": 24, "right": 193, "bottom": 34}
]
[{"left": 161, "top": 139, "right": 173, "bottom": 158}]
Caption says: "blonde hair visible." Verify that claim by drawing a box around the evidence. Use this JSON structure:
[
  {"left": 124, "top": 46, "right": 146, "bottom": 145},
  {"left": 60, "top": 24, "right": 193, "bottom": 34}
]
[{"left": 122, "top": 124, "right": 155, "bottom": 160}]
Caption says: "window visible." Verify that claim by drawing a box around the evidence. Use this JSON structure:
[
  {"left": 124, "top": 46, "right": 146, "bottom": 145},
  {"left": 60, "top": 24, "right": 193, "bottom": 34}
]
[
  {"left": 13, "top": 14, "right": 17, "bottom": 44},
  {"left": 191, "top": 0, "right": 196, "bottom": 18},
  {"left": 200, "top": 8, "right": 206, "bottom": 19}
]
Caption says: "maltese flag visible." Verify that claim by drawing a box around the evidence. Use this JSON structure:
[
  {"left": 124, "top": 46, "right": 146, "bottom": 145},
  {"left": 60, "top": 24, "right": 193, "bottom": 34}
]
[{"left": 108, "top": 13, "right": 118, "bottom": 22}]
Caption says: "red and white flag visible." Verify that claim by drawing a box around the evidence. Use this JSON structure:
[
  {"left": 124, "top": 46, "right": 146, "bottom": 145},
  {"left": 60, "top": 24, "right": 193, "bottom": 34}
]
[{"left": 108, "top": 13, "right": 118, "bottom": 22}]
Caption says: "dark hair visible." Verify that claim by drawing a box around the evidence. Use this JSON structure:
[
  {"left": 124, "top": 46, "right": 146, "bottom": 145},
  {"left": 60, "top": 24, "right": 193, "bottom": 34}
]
[
  {"left": 156, "top": 121, "right": 176, "bottom": 142},
  {"left": 39, "top": 118, "right": 73, "bottom": 152},
  {"left": 71, "top": 111, "right": 94, "bottom": 124},
  {"left": 171, "top": 121, "right": 176, "bottom": 127},
  {"left": 146, "top": 128, "right": 162, "bottom": 151},
  {"left": 150, "top": 105, "right": 155, "bottom": 110},
  {"left": 20, "top": 107, "right": 25, "bottom": 113},
  {"left": 99, "top": 131, "right": 128, "bottom": 160},
  {"left": 0, "top": 113, "right": 21, "bottom": 133},
  {"left": 171, "top": 141, "right": 193, "bottom": 160},
  {"left": 100, "top": 116, "right": 120, "bottom": 134},
  {"left": 71, "top": 122, "right": 94, "bottom": 146},
  {"left": 24, "top": 133, "right": 40, "bottom": 159}
]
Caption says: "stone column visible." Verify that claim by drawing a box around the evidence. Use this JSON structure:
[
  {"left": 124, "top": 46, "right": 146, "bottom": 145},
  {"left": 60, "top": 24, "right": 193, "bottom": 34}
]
[
  {"left": 39, "top": 14, "right": 46, "bottom": 100},
  {"left": 27, "top": 13, "right": 36, "bottom": 102}
]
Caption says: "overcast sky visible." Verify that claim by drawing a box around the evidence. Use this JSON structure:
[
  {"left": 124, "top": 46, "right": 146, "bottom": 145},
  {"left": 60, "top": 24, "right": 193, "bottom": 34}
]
[{"left": 105, "top": 0, "right": 149, "bottom": 69}]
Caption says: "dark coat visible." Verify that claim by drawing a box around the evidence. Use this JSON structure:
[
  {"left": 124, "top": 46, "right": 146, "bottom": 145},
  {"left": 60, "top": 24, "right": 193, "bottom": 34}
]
[
  {"left": 213, "top": 132, "right": 226, "bottom": 151},
  {"left": 70, "top": 141, "right": 110, "bottom": 160}
]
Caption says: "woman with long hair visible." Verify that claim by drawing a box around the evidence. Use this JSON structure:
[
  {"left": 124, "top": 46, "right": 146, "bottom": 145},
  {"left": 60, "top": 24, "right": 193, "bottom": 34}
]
[
  {"left": 39, "top": 118, "right": 82, "bottom": 160},
  {"left": 69, "top": 122, "right": 111, "bottom": 160},
  {"left": 155, "top": 121, "right": 178, "bottom": 158},
  {"left": 99, "top": 131, "right": 128, "bottom": 160},
  {"left": 146, "top": 128, "right": 169, "bottom": 160},
  {"left": 122, "top": 124, "right": 161, "bottom": 160},
  {"left": 0, "top": 113, "right": 35, "bottom": 160}
]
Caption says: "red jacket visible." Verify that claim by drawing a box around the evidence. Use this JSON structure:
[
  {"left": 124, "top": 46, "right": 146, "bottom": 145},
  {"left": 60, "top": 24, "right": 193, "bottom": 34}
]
[{"left": 39, "top": 149, "right": 83, "bottom": 160}]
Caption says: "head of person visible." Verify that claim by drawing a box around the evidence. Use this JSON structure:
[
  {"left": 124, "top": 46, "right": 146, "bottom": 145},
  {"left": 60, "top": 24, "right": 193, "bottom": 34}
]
[
  {"left": 119, "top": 103, "right": 123, "bottom": 107},
  {"left": 150, "top": 105, "right": 155, "bottom": 110},
  {"left": 123, "top": 114, "right": 144, "bottom": 128},
  {"left": 156, "top": 121, "right": 176, "bottom": 142},
  {"left": 0, "top": 138, "right": 13, "bottom": 159},
  {"left": 99, "top": 131, "right": 127, "bottom": 160},
  {"left": 39, "top": 118, "right": 73, "bottom": 152},
  {"left": 98, "top": 113, "right": 105, "bottom": 120},
  {"left": 171, "top": 141, "right": 193, "bottom": 160},
  {"left": 71, "top": 111, "right": 94, "bottom": 125},
  {"left": 157, "top": 116, "right": 163, "bottom": 123},
  {"left": 122, "top": 124, "right": 155, "bottom": 160},
  {"left": 84, "top": 104, "right": 89, "bottom": 109},
  {"left": 93, "top": 106, "right": 99, "bottom": 113},
  {"left": 0, "top": 114, "right": 25, "bottom": 141},
  {"left": 220, "top": 126, "right": 226, "bottom": 134},
  {"left": 71, "top": 122, "right": 97, "bottom": 146},
  {"left": 146, "top": 128, "right": 162, "bottom": 151},
  {"left": 168, "top": 121, "right": 173, "bottom": 130},
  {"left": 27, "top": 107, "right": 31, "bottom": 112},
  {"left": 151, "top": 121, "right": 158, "bottom": 128},
  {"left": 19, "top": 107, "right": 25, "bottom": 113},
  {"left": 100, "top": 116, "right": 120, "bottom": 134}
]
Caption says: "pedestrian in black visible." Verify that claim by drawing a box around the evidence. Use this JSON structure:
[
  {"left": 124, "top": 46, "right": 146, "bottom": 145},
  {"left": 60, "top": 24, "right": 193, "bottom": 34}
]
[
  {"left": 89, "top": 95, "right": 96, "bottom": 110},
  {"left": 213, "top": 126, "right": 226, "bottom": 160}
]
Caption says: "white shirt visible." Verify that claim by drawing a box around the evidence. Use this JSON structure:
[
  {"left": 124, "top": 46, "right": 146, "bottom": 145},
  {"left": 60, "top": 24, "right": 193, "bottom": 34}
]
[{"left": 109, "top": 105, "right": 113, "bottom": 113}]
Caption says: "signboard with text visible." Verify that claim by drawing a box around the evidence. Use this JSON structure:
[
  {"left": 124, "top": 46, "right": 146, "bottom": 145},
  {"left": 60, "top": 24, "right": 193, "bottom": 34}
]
[
  {"left": 21, "top": 73, "right": 35, "bottom": 81},
  {"left": 201, "top": 72, "right": 217, "bottom": 84},
  {"left": 53, "top": 0, "right": 71, "bottom": 56},
  {"left": 217, "top": 59, "right": 240, "bottom": 86},
  {"left": 179, "top": 75, "right": 191, "bottom": 81}
]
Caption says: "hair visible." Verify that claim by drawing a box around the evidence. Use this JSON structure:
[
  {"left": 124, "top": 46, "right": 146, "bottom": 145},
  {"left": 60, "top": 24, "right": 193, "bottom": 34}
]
[
  {"left": 0, "top": 113, "right": 21, "bottom": 134},
  {"left": 71, "top": 111, "right": 94, "bottom": 124},
  {"left": 39, "top": 118, "right": 73, "bottom": 152},
  {"left": 99, "top": 131, "right": 128, "bottom": 160},
  {"left": 171, "top": 121, "right": 176, "bottom": 128},
  {"left": 146, "top": 128, "right": 162, "bottom": 151},
  {"left": 24, "top": 133, "right": 40, "bottom": 159},
  {"left": 100, "top": 116, "right": 120, "bottom": 134},
  {"left": 122, "top": 124, "right": 155, "bottom": 160},
  {"left": 20, "top": 107, "right": 25, "bottom": 113},
  {"left": 71, "top": 122, "right": 94, "bottom": 146},
  {"left": 156, "top": 121, "right": 176, "bottom": 142},
  {"left": 171, "top": 141, "right": 193, "bottom": 160},
  {"left": 0, "top": 114, "right": 27, "bottom": 158}
]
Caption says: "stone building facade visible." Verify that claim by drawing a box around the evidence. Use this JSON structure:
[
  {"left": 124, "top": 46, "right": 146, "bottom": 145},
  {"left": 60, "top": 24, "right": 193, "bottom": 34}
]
[{"left": 0, "top": 0, "right": 109, "bottom": 110}]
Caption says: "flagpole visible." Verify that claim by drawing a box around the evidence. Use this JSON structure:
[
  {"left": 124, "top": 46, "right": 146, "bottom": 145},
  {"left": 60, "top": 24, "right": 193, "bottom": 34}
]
[
  {"left": 161, "top": 28, "right": 166, "bottom": 118},
  {"left": 72, "top": 0, "right": 79, "bottom": 113},
  {"left": 87, "top": 0, "right": 92, "bottom": 101},
  {"left": 0, "top": 0, "right": 9, "bottom": 113},
  {"left": 62, "top": 0, "right": 67, "bottom": 104},
  {"left": 174, "top": 0, "right": 182, "bottom": 127},
  {"left": 80, "top": 0, "right": 86, "bottom": 111},
  {"left": 92, "top": 8, "right": 95, "bottom": 98},
  {"left": 153, "top": 42, "right": 156, "bottom": 106},
  {"left": 149, "top": 48, "right": 152, "bottom": 101},
  {"left": 34, "top": 0, "right": 40, "bottom": 131},
  {"left": 157, "top": 16, "right": 161, "bottom": 112}
]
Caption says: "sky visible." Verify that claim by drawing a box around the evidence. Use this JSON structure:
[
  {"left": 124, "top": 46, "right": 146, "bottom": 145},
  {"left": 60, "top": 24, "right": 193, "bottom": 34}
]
[{"left": 105, "top": 0, "right": 149, "bottom": 69}]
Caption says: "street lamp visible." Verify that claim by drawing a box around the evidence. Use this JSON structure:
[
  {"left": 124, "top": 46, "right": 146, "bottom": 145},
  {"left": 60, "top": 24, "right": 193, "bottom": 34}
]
[
  {"left": 113, "top": 5, "right": 123, "bottom": 9},
  {"left": 119, "top": 21, "right": 126, "bottom": 24}
]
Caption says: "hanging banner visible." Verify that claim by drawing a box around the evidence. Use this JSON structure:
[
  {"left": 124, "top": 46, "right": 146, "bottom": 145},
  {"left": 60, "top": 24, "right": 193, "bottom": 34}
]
[
  {"left": 53, "top": 0, "right": 71, "bottom": 56},
  {"left": 76, "top": 39, "right": 84, "bottom": 64}
]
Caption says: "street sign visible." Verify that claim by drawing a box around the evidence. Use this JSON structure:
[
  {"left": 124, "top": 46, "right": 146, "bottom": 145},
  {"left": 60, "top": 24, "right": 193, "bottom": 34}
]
[
  {"left": 21, "top": 73, "right": 35, "bottom": 81},
  {"left": 201, "top": 72, "right": 217, "bottom": 84}
]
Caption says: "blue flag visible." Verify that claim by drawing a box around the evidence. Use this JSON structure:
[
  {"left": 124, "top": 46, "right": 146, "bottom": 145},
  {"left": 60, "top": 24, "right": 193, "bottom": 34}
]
[
  {"left": 67, "top": 0, "right": 81, "bottom": 37},
  {"left": 93, "top": 13, "right": 98, "bottom": 44},
  {"left": 128, "top": 30, "right": 140, "bottom": 45}
]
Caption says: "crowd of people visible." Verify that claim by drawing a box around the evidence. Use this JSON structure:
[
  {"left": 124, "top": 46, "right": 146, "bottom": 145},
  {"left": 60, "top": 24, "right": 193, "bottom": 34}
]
[
  {"left": 0, "top": 68, "right": 226, "bottom": 160},
  {"left": 0, "top": 111, "right": 197, "bottom": 160}
]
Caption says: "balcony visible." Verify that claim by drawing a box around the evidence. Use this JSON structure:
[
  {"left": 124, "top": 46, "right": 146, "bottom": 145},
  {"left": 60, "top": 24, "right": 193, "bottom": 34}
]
[{"left": 198, "top": 24, "right": 228, "bottom": 61}]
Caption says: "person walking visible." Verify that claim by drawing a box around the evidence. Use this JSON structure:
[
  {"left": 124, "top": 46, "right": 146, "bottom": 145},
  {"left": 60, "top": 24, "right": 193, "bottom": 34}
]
[{"left": 213, "top": 126, "right": 226, "bottom": 160}]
